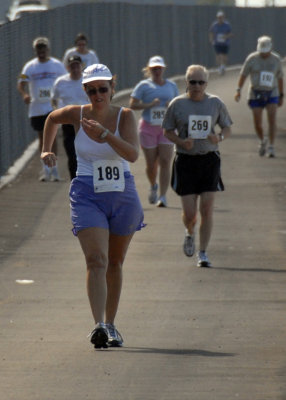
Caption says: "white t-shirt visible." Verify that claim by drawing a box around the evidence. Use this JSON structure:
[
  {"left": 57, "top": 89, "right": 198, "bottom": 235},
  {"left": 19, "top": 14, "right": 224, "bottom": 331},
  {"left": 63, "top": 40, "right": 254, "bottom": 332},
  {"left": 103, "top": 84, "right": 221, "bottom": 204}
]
[
  {"left": 51, "top": 73, "right": 89, "bottom": 107},
  {"left": 62, "top": 48, "right": 99, "bottom": 70},
  {"left": 19, "top": 57, "right": 66, "bottom": 117}
]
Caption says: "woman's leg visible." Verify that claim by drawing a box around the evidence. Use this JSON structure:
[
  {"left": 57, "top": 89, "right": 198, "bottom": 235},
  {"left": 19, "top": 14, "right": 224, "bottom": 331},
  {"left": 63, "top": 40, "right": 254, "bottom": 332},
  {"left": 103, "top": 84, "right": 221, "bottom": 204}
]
[
  {"left": 198, "top": 192, "right": 216, "bottom": 251},
  {"left": 141, "top": 146, "right": 158, "bottom": 187},
  {"left": 77, "top": 227, "right": 109, "bottom": 324},
  {"left": 158, "top": 144, "right": 174, "bottom": 198},
  {"left": 181, "top": 194, "right": 198, "bottom": 235},
  {"left": 105, "top": 233, "right": 134, "bottom": 324}
]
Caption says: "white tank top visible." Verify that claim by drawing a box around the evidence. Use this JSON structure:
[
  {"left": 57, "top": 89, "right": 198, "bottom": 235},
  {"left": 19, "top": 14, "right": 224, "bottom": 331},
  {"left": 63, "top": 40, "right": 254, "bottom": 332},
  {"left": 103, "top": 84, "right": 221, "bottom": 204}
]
[{"left": 75, "top": 106, "right": 130, "bottom": 175}]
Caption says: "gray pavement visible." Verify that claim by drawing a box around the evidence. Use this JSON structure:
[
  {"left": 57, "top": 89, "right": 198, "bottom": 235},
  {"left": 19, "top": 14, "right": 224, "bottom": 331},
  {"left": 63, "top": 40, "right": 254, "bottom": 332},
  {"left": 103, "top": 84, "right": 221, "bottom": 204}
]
[{"left": 1, "top": 68, "right": 286, "bottom": 400}]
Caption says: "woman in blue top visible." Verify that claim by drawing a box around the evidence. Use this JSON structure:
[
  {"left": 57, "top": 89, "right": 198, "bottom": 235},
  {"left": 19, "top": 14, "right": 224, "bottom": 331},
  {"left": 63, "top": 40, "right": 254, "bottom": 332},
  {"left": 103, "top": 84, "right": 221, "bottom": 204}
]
[{"left": 130, "top": 56, "right": 179, "bottom": 207}]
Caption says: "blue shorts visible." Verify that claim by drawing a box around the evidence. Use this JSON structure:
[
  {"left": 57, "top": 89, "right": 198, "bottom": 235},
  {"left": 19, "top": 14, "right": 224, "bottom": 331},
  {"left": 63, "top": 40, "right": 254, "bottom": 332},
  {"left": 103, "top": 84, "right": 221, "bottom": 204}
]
[
  {"left": 69, "top": 173, "right": 144, "bottom": 236},
  {"left": 248, "top": 96, "right": 279, "bottom": 109}
]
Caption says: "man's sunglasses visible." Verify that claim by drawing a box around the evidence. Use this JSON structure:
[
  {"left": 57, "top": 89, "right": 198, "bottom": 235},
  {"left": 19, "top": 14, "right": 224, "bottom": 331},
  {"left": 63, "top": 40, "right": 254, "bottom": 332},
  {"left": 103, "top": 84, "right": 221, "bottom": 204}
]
[
  {"left": 189, "top": 80, "right": 206, "bottom": 85},
  {"left": 86, "top": 87, "right": 109, "bottom": 96}
]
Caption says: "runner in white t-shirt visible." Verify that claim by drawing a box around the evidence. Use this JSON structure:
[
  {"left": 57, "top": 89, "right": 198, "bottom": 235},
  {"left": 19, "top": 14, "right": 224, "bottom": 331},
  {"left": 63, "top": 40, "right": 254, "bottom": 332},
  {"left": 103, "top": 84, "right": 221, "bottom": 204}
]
[
  {"left": 62, "top": 33, "right": 99, "bottom": 70},
  {"left": 17, "top": 37, "right": 66, "bottom": 181},
  {"left": 52, "top": 55, "right": 89, "bottom": 179}
]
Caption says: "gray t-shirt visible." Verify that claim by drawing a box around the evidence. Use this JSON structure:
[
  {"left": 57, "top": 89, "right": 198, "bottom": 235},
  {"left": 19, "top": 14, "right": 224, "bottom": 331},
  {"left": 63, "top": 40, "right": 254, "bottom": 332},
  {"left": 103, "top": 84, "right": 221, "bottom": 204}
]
[
  {"left": 162, "top": 93, "right": 232, "bottom": 155},
  {"left": 240, "top": 51, "right": 283, "bottom": 99}
]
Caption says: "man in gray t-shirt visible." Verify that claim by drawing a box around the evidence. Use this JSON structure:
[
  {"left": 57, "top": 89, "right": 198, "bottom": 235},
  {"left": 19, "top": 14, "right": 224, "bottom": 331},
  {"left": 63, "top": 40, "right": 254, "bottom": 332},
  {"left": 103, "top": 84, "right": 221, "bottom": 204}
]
[
  {"left": 162, "top": 64, "right": 232, "bottom": 268},
  {"left": 235, "top": 36, "right": 284, "bottom": 158}
]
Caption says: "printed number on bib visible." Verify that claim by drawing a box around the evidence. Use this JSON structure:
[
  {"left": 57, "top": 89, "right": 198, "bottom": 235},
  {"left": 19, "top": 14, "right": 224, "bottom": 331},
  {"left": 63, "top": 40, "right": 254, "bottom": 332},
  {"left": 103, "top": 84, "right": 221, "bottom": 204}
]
[
  {"left": 216, "top": 33, "right": 226, "bottom": 43},
  {"left": 259, "top": 71, "right": 274, "bottom": 88},
  {"left": 150, "top": 107, "right": 166, "bottom": 126},
  {"left": 188, "top": 115, "right": 211, "bottom": 139},
  {"left": 37, "top": 87, "right": 51, "bottom": 102},
  {"left": 93, "top": 160, "right": 125, "bottom": 193}
]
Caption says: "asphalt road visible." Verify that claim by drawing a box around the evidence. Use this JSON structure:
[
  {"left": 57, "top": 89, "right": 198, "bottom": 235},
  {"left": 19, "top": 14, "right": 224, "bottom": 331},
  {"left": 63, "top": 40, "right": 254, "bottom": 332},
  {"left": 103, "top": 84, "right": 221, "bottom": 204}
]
[{"left": 1, "top": 68, "right": 286, "bottom": 400}]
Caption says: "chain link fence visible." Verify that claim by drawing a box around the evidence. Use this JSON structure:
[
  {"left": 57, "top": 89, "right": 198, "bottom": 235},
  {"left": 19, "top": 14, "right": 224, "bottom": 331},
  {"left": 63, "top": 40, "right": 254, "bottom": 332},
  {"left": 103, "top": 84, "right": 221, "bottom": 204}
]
[{"left": 1, "top": 3, "right": 286, "bottom": 177}]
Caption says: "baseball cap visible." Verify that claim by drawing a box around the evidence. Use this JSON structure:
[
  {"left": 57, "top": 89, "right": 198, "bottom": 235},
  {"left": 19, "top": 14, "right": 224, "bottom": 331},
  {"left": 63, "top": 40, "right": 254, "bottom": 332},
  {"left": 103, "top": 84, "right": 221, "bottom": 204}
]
[
  {"left": 82, "top": 64, "right": 113, "bottom": 84},
  {"left": 216, "top": 11, "right": 224, "bottom": 17},
  {"left": 67, "top": 55, "right": 82, "bottom": 65},
  {"left": 33, "top": 37, "right": 50, "bottom": 48},
  {"left": 148, "top": 56, "right": 166, "bottom": 68},
  {"left": 257, "top": 36, "right": 272, "bottom": 53}
]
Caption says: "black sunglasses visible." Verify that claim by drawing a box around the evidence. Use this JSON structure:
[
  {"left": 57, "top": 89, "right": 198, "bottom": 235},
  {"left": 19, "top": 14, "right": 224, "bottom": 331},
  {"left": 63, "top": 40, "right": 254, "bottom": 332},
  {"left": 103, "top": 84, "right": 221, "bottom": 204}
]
[
  {"left": 189, "top": 80, "right": 206, "bottom": 85},
  {"left": 86, "top": 87, "right": 109, "bottom": 96}
]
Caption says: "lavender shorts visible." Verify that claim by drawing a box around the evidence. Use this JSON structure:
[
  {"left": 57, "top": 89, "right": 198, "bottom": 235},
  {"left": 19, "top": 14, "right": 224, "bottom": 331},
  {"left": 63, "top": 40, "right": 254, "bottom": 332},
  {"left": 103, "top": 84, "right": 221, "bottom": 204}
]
[
  {"left": 138, "top": 119, "right": 173, "bottom": 148},
  {"left": 69, "top": 173, "right": 144, "bottom": 236}
]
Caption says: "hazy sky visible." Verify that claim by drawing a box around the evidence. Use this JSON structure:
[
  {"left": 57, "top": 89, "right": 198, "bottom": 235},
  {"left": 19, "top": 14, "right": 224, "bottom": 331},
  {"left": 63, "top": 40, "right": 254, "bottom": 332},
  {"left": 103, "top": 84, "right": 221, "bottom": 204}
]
[{"left": 236, "top": 0, "right": 286, "bottom": 6}]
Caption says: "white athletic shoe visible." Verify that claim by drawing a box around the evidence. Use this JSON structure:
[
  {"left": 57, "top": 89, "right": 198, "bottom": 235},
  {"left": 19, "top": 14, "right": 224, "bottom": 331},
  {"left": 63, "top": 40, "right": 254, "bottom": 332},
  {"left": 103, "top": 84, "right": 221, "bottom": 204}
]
[
  {"left": 197, "top": 251, "right": 212, "bottom": 268},
  {"left": 148, "top": 183, "right": 158, "bottom": 204},
  {"left": 267, "top": 146, "right": 275, "bottom": 158},
  {"left": 258, "top": 139, "right": 267, "bottom": 157},
  {"left": 89, "top": 322, "right": 108, "bottom": 349},
  {"left": 183, "top": 234, "right": 195, "bottom": 257},
  {"left": 156, "top": 196, "right": 167, "bottom": 207},
  {"left": 106, "top": 323, "right": 124, "bottom": 347}
]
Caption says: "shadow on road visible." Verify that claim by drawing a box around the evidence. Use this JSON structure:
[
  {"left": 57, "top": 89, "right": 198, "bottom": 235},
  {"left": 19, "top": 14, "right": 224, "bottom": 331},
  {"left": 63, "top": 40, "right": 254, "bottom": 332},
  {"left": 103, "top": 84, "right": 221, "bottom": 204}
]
[{"left": 119, "top": 347, "right": 236, "bottom": 357}]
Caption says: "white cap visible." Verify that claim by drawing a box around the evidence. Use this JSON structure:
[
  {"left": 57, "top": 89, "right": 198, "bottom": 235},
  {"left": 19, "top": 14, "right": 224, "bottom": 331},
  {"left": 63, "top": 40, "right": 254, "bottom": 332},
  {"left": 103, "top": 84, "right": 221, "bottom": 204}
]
[
  {"left": 216, "top": 11, "right": 224, "bottom": 17},
  {"left": 82, "top": 64, "right": 113, "bottom": 84},
  {"left": 148, "top": 56, "right": 166, "bottom": 68},
  {"left": 257, "top": 36, "right": 272, "bottom": 53}
]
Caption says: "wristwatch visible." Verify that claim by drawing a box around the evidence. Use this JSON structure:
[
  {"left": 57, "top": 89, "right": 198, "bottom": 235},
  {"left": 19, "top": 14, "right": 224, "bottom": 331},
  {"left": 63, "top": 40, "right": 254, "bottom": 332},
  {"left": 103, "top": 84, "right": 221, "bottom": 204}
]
[{"left": 100, "top": 129, "right": 109, "bottom": 139}]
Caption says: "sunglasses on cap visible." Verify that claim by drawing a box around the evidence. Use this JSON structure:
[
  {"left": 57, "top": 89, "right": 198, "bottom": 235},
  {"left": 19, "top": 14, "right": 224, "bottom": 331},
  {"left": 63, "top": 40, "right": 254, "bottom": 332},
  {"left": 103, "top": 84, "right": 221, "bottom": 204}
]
[
  {"left": 86, "top": 87, "right": 109, "bottom": 96},
  {"left": 189, "top": 80, "right": 206, "bottom": 86}
]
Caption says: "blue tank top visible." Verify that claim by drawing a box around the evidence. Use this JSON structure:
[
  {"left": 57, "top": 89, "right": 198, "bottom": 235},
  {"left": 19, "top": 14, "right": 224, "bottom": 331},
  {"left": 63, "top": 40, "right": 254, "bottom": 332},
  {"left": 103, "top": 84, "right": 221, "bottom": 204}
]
[{"left": 75, "top": 106, "right": 130, "bottom": 175}]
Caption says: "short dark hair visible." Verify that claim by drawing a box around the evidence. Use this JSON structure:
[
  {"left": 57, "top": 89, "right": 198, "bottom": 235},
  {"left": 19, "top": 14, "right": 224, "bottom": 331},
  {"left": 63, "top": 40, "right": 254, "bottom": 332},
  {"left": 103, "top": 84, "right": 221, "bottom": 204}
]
[{"left": 75, "top": 33, "right": 88, "bottom": 44}]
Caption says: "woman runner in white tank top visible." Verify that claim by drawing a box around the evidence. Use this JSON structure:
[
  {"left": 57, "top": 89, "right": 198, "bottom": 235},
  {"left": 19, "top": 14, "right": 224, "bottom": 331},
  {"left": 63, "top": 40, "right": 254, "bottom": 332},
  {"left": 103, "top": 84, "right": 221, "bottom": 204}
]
[{"left": 41, "top": 64, "right": 144, "bottom": 349}]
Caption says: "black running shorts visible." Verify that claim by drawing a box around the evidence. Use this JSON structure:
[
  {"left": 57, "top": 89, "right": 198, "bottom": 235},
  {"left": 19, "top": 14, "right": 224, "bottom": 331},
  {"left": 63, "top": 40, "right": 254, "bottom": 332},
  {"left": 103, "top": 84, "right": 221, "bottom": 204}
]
[
  {"left": 171, "top": 152, "right": 224, "bottom": 196},
  {"left": 30, "top": 113, "right": 50, "bottom": 132}
]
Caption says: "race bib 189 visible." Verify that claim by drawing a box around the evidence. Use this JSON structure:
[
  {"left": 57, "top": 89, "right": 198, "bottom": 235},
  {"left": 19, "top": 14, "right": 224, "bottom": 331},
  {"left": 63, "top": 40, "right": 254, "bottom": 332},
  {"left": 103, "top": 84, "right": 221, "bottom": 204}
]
[
  {"left": 93, "top": 160, "right": 125, "bottom": 193},
  {"left": 150, "top": 107, "right": 166, "bottom": 126},
  {"left": 188, "top": 115, "right": 211, "bottom": 139}
]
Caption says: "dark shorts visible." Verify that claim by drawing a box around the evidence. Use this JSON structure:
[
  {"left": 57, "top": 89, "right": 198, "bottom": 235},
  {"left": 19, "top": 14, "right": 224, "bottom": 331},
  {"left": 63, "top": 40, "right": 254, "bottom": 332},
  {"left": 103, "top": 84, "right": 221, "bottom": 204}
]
[
  {"left": 69, "top": 173, "right": 144, "bottom": 236},
  {"left": 214, "top": 44, "right": 229, "bottom": 55},
  {"left": 171, "top": 152, "right": 224, "bottom": 196},
  {"left": 30, "top": 113, "right": 50, "bottom": 132}
]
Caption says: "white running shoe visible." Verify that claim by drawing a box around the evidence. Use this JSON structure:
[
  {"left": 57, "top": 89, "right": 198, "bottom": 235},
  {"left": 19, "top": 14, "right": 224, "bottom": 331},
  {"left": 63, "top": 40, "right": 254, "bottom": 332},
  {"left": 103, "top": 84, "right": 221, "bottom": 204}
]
[
  {"left": 89, "top": 322, "right": 108, "bottom": 349},
  {"left": 148, "top": 183, "right": 158, "bottom": 204},
  {"left": 258, "top": 139, "right": 267, "bottom": 157},
  {"left": 183, "top": 234, "right": 195, "bottom": 257},
  {"left": 156, "top": 195, "right": 167, "bottom": 207},
  {"left": 267, "top": 146, "right": 275, "bottom": 158},
  {"left": 51, "top": 165, "right": 61, "bottom": 181},
  {"left": 39, "top": 168, "right": 51, "bottom": 182},
  {"left": 197, "top": 251, "right": 212, "bottom": 268},
  {"left": 106, "top": 323, "right": 124, "bottom": 347}
]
